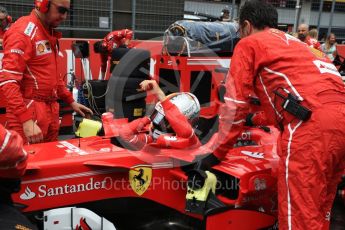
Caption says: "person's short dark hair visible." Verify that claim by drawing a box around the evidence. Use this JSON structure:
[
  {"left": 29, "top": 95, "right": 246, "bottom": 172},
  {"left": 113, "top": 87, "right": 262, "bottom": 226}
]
[
  {"left": 0, "top": 6, "right": 8, "bottom": 15},
  {"left": 222, "top": 7, "right": 230, "bottom": 14},
  {"left": 239, "top": 0, "right": 278, "bottom": 30},
  {"left": 93, "top": 40, "right": 107, "bottom": 54}
]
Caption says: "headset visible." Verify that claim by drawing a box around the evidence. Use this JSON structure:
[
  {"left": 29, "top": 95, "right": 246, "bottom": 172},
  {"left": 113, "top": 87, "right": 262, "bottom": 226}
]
[
  {"left": 5, "top": 15, "right": 12, "bottom": 24},
  {"left": 1, "top": 15, "right": 12, "bottom": 28},
  {"left": 34, "top": 0, "right": 51, "bottom": 13}
]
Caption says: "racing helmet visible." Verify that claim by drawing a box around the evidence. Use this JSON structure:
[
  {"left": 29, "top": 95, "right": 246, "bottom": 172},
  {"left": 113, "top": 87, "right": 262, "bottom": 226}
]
[{"left": 150, "top": 92, "right": 200, "bottom": 139}]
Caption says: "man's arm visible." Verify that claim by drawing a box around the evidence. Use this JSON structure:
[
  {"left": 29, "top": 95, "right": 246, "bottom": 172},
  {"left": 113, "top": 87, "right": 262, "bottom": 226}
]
[
  {"left": 140, "top": 79, "right": 199, "bottom": 148},
  {"left": 155, "top": 99, "right": 200, "bottom": 149},
  {"left": 0, "top": 31, "right": 33, "bottom": 122},
  {"left": 161, "top": 99, "right": 194, "bottom": 138},
  {"left": 100, "top": 52, "right": 108, "bottom": 77},
  {"left": 139, "top": 79, "right": 166, "bottom": 101},
  {"left": 213, "top": 40, "right": 259, "bottom": 160},
  {"left": 0, "top": 30, "right": 44, "bottom": 143},
  {"left": 123, "top": 29, "right": 133, "bottom": 47},
  {"left": 0, "top": 125, "right": 27, "bottom": 178},
  {"left": 119, "top": 116, "right": 153, "bottom": 149}
]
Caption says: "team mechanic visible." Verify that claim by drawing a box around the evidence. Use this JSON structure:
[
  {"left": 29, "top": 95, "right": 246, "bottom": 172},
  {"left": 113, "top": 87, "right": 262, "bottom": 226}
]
[
  {"left": 0, "top": 124, "right": 37, "bottom": 229},
  {"left": 199, "top": 1, "right": 345, "bottom": 229},
  {"left": 0, "top": 6, "right": 12, "bottom": 46},
  {"left": 0, "top": 0, "right": 92, "bottom": 144},
  {"left": 115, "top": 80, "right": 201, "bottom": 150},
  {"left": 297, "top": 23, "right": 322, "bottom": 52},
  {"left": 94, "top": 29, "right": 133, "bottom": 78}
]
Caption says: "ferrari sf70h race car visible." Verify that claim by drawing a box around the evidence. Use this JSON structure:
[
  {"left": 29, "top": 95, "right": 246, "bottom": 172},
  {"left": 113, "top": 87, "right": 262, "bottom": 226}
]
[
  {"left": 13, "top": 118, "right": 280, "bottom": 230},
  {"left": 9, "top": 26, "right": 345, "bottom": 229}
]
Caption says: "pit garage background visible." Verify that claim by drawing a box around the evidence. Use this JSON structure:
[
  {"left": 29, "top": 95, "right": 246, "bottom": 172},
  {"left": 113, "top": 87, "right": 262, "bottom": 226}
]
[{"left": 1, "top": 0, "right": 345, "bottom": 42}]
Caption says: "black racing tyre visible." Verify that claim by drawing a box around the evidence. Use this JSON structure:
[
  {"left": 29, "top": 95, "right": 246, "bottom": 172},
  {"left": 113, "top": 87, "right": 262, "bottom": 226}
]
[
  {"left": 110, "top": 77, "right": 147, "bottom": 101},
  {"left": 110, "top": 48, "right": 150, "bottom": 79},
  {"left": 106, "top": 49, "right": 151, "bottom": 121},
  {"left": 113, "top": 99, "right": 146, "bottom": 122}
]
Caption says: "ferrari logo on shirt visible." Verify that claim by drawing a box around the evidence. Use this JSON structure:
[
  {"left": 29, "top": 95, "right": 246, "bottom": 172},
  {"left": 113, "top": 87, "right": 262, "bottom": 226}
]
[
  {"left": 129, "top": 165, "right": 152, "bottom": 196},
  {"left": 36, "top": 40, "right": 52, "bottom": 56}
]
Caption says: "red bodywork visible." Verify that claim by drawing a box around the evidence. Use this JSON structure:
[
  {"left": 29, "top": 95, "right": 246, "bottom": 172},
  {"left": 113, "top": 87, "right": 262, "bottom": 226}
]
[
  {"left": 12, "top": 123, "right": 279, "bottom": 229},
  {"left": 2, "top": 37, "right": 343, "bottom": 228}
]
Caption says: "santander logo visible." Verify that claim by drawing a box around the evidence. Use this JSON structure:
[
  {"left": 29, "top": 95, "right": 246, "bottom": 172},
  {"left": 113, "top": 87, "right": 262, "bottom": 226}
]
[
  {"left": 20, "top": 186, "right": 36, "bottom": 200},
  {"left": 19, "top": 177, "right": 111, "bottom": 201}
]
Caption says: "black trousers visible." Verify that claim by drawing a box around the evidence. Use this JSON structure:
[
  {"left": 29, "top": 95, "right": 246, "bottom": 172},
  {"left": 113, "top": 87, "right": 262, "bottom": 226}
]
[
  {"left": 0, "top": 180, "right": 38, "bottom": 230},
  {"left": 0, "top": 203, "right": 38, "bottom": 230}
]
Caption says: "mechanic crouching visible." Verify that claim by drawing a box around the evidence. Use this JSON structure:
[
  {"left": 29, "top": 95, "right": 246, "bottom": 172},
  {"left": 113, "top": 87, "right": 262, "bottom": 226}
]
[
  {"left": 0, "top": 124, "right": 37, "bottom": 229},
  {"left": 0, "top": 0, "right": 92, "bottom": 145},
  {"left": 94, "top": 29, "right": 133, "bottom": 78},
  {"left": 199, "top": 1, "right": 345, "bottom": 229}
]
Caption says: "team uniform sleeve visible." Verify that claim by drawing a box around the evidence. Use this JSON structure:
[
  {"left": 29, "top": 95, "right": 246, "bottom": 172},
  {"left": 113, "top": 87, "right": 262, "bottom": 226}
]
[
  {"left": 0, "top": 30, "right": 35, "bottom": 123},
  {"left": 0, "top": 125, "right": 28, "bottom": 178},
  {"left": 119, "top": 116, "right": 153, "bottom": 149},
  {"left": 155, "top": 99, "right": 200, "bottom": 149},
  {"left": 213, "top": 39, "right": 264, "bottom": 159},
  {"left": 100, "top": 53, "right": 108, "bottom": 74},
  {"left": 124, "top": 29, "right": 133, "bottom": 40}
]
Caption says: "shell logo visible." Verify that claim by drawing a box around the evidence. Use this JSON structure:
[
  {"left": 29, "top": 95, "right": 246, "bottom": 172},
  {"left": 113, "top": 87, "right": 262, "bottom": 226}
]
[{"left": 37, "top": 43, "right": 45, "bottom": 53}]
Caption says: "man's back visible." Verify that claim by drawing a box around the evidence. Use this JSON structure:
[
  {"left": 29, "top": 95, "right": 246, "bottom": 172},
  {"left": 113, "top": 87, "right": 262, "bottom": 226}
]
[{"left": 230, "top": 28, "right": 344, "bottom": 124}]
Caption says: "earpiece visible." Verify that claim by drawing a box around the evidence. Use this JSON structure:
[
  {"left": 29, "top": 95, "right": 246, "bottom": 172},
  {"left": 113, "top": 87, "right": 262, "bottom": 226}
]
[
  {"left": 6, "top": 15, "right": 12, "bottom": 24},
  {"left": 34, "top": 0, "right": 51, "bottom": 13}
]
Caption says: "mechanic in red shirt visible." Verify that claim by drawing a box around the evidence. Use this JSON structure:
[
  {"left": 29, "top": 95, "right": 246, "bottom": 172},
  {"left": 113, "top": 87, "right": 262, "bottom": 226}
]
[
  {"left": 297, "top": 23, "right": 322, "bottom": 51},
  {"left": 0, "top": 0, "right": 92, "bottom": 144},
  {"left": 205, "top": 1, "right": 345, "bottom": 229},
  {"left": 0, "top": 124, "right": 38, "bottom": 229},
  {"left": 104, "top": 80, "right": 201, "bottom": 150},
  {"left": 94, "top": 29, "right": 133, "bottom": 78},
  {"left": 0, "top": 6, "right": 12, "bottom": 47}
]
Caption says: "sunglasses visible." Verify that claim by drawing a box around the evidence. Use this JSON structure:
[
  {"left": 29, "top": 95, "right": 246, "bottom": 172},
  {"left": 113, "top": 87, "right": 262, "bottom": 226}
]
[{"left": 51, "top": 2, "right": 70, "bottom": 14}]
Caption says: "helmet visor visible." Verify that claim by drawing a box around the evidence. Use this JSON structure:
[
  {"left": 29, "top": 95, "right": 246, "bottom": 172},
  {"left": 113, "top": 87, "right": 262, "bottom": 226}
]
[{"left": 150, "top": 110, "right": 173, "bottom": 134}]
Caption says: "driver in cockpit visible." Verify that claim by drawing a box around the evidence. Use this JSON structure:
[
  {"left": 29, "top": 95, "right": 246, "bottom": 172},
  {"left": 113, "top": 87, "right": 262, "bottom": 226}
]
[{"left": 115, "top": 80, "right": 201, "bottom": 150}]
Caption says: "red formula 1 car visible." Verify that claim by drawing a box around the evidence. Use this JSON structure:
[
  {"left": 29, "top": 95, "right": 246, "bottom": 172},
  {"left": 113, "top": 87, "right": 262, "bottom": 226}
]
[
  {"left": 12, "top": 118, "right": 280, "bottom": 230},
  {"left": 14, "top": 117, "right": 278, "bottom": 229},
  {"left": 12, "top": 38, "right": 280, "bottom": 229}
]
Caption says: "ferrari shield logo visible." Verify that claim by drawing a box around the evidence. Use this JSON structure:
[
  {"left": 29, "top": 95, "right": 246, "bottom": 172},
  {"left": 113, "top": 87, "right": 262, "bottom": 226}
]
[{"left": 129, "top": 165, "right": 152, "bottom": 196}]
